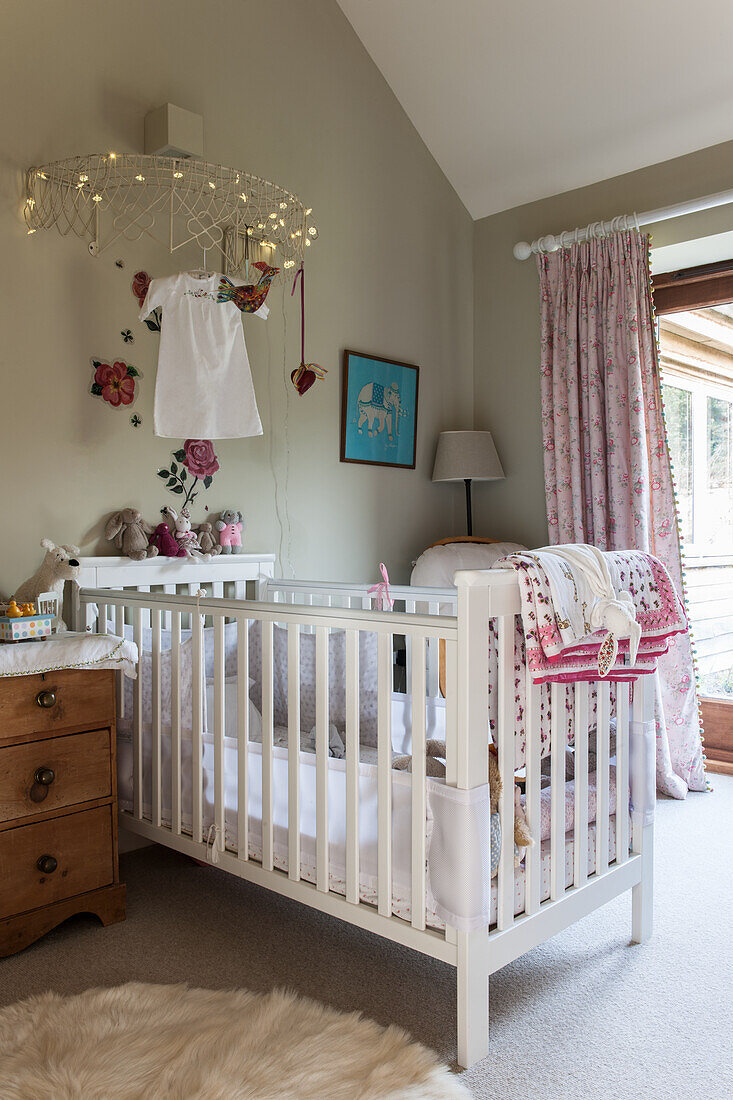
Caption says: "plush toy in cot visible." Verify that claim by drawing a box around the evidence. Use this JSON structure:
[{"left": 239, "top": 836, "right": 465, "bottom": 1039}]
[
  {"left": 196, "top": 522, "right": 222, "bottom": 557},
  {"left": 11, "top": 538, "right": 81, "bottom": 632},
  {"left": 149, "top": 522, "right": 186, "bottom": 558},
  {"left": 161, "top": 506, "right": 207, "bottom": 559},
  {"left": 215, "top": 510, "right": 243, "bottom": 554},
  {"left": 393, "top": 740, "right": 531, "bottom": 875},
  {"left": 105, "top": 509, "right": 159, "bottom": 561}
]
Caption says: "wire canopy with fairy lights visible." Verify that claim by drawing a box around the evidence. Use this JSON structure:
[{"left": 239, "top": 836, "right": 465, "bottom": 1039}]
[{"left": 24, "top": 153, "right": 318, "bottom": 275}]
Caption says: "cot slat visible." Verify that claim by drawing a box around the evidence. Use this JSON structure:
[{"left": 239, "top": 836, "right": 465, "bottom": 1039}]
[
  {"left": 151, "top": 607, "right": 162, "bottom": 828},
  {"left": 524, "top": 671, "right": 542, "bottom": 915},
  {"left": 234, "top": 580, "right": 247, "bottom": 601},
  {"left": 443, "top": 637, "right": 457, "bottom": 788},
  {"left": 315, "top": 626, "right": 329, "bottom": 893},
  {"left": 191, "top": 607, "right": 204, "bottom": 844},
  {"left": 212, "top": 581, "right": 224, "bottom": 601},
  {"left": 115, "top": 605, "right": 125, "bottom": 720},
  {"left": 616, "top": 683, "right": 630, "bottom": 864},
  {"left": 497, "top": 617, "right": 514, "bottom": 932},
  {"left": 427, "top": 602, "right": 440, "bottom": 697},
  {"left": 597, "top": 680, "right": 611, "bottom": 875},
  {"left": 237, "top": 618, "right": 249, "bottom": 861},
  {"left": 550, "top": 683, "right": 566, "bottom": 900},
  {"left": 132, "top": 606, "right": 143, "bottom": 820},
  {"left": 288, "top": 624, "right": 301, "bottom": 881},
  {"left": 573, "top": 682, "right": 589, "bottom": 888},
  {"left": 410, "top": 635, "right": 427, "bottom": 930},
  {"left": 345, "top": 629, "right": 360, "bottom": 905},
  {"left": 163, "top": 585, "right": 175, "bottom": 631},
  {"left": 377, "top": 631, "right": 393, "bottom": 916},
  {"left": 214, "top": 615, "right": 225, "bottom": 855},
  {"left": 262, "top": 619, "right": 274, "bottom": 871},
  {"left": 98, "top": 603, "right": 108, "bottom": 635},
  {"left": 404, "top": 601, "right": 416, "bottom": 694},
  {"left": 138, "top": 585, "right": 151, "bottom": 631},
  {"left": 171, "top": 611, "right": 182, "bottom": 836}
]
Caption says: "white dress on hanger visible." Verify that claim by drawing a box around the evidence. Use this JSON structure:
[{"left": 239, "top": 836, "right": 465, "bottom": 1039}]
[{"left": 140, "top": 271, "right": 268, "bottom": 439}]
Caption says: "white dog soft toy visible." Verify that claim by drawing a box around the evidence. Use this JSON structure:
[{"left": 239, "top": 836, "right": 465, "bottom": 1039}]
[{"left": 13, "top": 539, "right": 81, "bottom": 632}]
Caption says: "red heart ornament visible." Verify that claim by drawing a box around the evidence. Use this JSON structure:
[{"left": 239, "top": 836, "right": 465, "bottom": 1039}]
[
  {"left": 291, "top": 362, "right": 326, "bottom": 396},
  {"left": 291, "top": 365, "right": 316, "bottom": 395}
]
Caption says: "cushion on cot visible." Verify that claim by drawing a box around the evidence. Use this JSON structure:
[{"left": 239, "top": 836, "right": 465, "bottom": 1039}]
[
  {"left": 410, "top": 541, "right": 528, "bottom": 589},
  {"left": 247, "top": 622, "right": 380, "bottom": 745}
]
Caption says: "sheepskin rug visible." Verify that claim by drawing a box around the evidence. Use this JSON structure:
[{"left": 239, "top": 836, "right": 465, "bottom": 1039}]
[{"left": 0, "top": 982, "right": 470, "bottom": 1099}]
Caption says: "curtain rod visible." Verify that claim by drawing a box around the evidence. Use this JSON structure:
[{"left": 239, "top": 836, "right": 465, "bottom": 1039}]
[{"left": 512, "top": 187, "right": 733, "bottom": 261}]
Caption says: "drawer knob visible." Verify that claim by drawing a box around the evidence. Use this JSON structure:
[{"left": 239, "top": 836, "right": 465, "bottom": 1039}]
[
  {"left": 36, "top": 690, "right": 56, "bottom": 709},
  {"left": 36, "top": 854, "right": 58, "bottom": 875},
  {"left": 29, "top": 766, "right": 55, "bottom": 803}
]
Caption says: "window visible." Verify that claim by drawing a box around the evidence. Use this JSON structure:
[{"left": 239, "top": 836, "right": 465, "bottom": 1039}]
[{"left": 661, "top": 375, "right": 733, "bottom": 554}]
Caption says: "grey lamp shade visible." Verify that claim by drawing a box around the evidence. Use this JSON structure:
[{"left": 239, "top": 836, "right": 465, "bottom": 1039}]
[{"left": 432, "top": 431, "right": 505, "bottom": 482}]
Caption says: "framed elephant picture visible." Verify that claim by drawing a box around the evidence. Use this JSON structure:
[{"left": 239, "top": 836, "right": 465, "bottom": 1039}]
[{"left": 340, "top": 350, "right": 419, "bottom": 468}]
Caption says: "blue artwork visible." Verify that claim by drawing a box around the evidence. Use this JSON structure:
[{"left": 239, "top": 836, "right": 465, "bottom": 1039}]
[{"left": 341, "top": 351, "right": 419, "bottom": 468}]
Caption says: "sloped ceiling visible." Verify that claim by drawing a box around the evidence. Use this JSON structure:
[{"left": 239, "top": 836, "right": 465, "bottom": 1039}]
[{"left": 337, "top": 0, "right": 733, "bottom": 219}]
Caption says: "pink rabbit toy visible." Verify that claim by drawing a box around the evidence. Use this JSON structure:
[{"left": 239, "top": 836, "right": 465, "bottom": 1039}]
[{"left": 215, "top": 510, "right": 243, "bottom": 554}]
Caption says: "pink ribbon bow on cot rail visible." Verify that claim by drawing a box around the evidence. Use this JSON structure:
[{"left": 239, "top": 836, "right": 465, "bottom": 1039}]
[{"left": 368, "top": 563, "right": 393, "bottom": 611}]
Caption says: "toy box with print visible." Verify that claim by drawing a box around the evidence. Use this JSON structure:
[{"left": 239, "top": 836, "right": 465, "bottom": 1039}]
[{"left": 0, "top": 597, "right": 55, "bottom": 643}]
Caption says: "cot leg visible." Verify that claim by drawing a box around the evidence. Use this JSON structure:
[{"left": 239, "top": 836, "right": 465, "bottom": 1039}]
[
  {"left": 631, "top": 821, "right": 654, "bottom": 944},
  {"left": 456, "top": 927, "right": 489, "bottom": 1069}
]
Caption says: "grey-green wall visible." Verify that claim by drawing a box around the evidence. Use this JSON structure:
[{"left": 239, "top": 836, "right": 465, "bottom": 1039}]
[
  {"left": 473, "top": 139, "right": 733, "bottom": 548},
  {"left": 0, "top": 0, "right": 474, "bottom": 593}
]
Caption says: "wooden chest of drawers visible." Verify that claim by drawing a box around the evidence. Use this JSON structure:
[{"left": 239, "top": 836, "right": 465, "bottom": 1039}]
[{"left": 0, "top": 668, "right": 125, "bottom": 956}]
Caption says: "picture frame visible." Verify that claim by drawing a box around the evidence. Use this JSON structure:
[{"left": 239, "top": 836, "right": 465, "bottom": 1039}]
[{"left": 340, "top": 349, "right": 419, "bottom": 469}]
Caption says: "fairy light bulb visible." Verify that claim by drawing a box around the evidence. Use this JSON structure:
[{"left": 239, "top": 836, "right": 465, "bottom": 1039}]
[
  {"left": 308, "top": 225, "right": 318, "bottom": 237},
  {"left": 269, "top": 212, "right": 277, "bottom": 219},
  {"left": 279, "top": 218, "right": 285, "bottom": 226},
  {"left": 27, "top": 227, "right": 36, "bottom": 235},
  {"left": 108, "top": 152, "right": 116, "bottom": 159},
  {"left": 208, "top": 180, "right": 216, "bottom": 189},
  {"left": 79, "top": 173, "right": 89, "bottom": 182},
  {"left": 305, "top": 208, "right": 312, "bottom": 215},
  {"left": 25, "top": 197, "right": 34, "bottom": 208},
  {"left": 173, "top": 170, "right": 183, "bottom": 179},
  {"left": 36, "top": 170, "right": 47, "bottom": 179},
  {"left": 246, "top": 227, "right": 253, "bottom": 236},
  {"left": 279, "top": 201, "right": 288, "bottom": 209},
  {"left": 92, "top": 194, "right": 102, "bottom": 202},
  {"left": 294, "top": 229, "right": 301, "bottom": 236},
  {"left": 257, "top": 222, "right": 265, "bottom": 229},
  {"left": 239, "top": 193, "right": 247, "bottom": 202},
  {"left": 135, "top": 174, "right": 145, "bottom": 182},
  {"left": 305, "top": 238, "right": 311, "bottom": 246}
]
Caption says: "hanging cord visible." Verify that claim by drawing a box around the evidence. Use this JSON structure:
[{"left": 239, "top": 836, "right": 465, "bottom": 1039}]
[
  {"left": 281, "top": 279, "right": 294, "bottom": 576},
  {"left": 205, "top": 823, "right": 222, "bottom": 864},
  {"left": 266, "top": 283, "right": 287, "bottom": 575},
  {"left": 290, "top": 264, "right": 326, "bottom": 392}
]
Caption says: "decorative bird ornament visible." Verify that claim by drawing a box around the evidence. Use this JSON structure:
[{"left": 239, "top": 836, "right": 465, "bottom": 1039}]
[{"left": 217, "top": 262, "right": 279, "bottom": 313}]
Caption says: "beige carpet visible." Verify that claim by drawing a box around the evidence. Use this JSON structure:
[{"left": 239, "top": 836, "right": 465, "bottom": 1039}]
[
  {"left": 0, "top": 777, "right": 730, "bottom": 1099},
  {"left": 0, "top": 982, "right": 468, "bottom": 1099}
]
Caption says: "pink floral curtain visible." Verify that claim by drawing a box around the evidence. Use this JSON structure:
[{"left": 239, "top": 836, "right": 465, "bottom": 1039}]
[{"left": 538, "top": 231, "right": 706, "bottom": 798}]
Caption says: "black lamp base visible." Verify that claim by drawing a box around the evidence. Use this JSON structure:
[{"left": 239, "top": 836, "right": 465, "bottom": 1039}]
[{"left": 464, "top": 478, "right": 473, "bottom": 536}]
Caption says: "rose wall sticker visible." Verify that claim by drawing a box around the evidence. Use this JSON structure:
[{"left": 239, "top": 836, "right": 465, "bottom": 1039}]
[
  {"left": 90, "top": 358, "right": 140, "bottom": 408},
  {"left": 158, "top": 438, "right": 220, "bottom": 511}
]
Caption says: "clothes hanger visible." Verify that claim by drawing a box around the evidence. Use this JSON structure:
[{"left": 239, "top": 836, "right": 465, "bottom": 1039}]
[{"left": 190, "top": 245, "right": 214, "bottom": 279}]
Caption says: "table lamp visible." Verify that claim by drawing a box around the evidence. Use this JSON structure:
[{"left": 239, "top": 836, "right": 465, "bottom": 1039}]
[{"left": 432, "top": 431, "right": 505, "bottom": 535}]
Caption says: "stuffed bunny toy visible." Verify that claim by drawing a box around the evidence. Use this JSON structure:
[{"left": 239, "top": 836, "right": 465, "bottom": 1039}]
[
  {"left": 12, "top": 539, "right": 81, "bottom": 632},
  {"left": 162, "top": 506, "right": 206, "bottom": 559},
  {"left": 149, "top": 522, "right": 186, "bottom": 558},
  {"left": 105, "top": 509, "right": 158, "bottom": 561}
]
